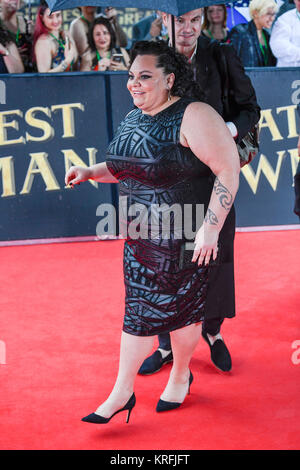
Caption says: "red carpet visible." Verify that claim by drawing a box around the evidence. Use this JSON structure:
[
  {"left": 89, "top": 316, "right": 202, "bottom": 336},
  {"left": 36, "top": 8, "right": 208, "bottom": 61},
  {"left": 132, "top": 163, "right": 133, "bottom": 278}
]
[{"left": 0, "top": 230, "right": 299, "bottom": 450}]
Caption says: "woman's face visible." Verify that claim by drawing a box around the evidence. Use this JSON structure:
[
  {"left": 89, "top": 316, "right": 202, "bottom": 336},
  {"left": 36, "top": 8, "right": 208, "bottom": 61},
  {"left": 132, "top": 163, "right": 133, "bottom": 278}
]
[
  {"left": 127, "top": 54, "right": 173, "bottom": 114},
  {"left": 206, "top": 5, "right": 225, "bottom": 26},
  {"left": 256, "top": 8, "right": 276, "bottom": 29},
  {"left": 93, "top": 24, "right": 111, "bottom": 51},
  {"left": 42, "top": 9, "right": 63, "bottom": 32}
]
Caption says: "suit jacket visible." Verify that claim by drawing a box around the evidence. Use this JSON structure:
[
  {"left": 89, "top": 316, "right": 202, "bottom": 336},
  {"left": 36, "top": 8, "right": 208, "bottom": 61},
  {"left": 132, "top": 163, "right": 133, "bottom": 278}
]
[
  {"left": 227, "top": 20, "right": 276, "bottom": 67},
  {"left": 193, "top": 36, "right": 261, "bottom": 143}
]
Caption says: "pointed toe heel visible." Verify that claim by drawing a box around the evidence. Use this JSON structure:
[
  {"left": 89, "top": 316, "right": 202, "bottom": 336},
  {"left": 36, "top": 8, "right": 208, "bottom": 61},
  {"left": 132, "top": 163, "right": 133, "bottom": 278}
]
[
  {"left": 82, "top": 393, "right": 136, "bottom": 424},
  {"left": 156, "top": 398, "right": 181, "bottom": 412},
  {"left": 156, "top": 371, "right": 193, "bottom": 413}
]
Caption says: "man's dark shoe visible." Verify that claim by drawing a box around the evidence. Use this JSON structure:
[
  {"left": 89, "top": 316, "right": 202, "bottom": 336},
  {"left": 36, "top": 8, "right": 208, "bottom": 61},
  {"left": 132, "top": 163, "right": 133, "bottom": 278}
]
[
  {"left": 202, "top": 331, "right": 232, "bottom": 372},
  {"left": 138, "top": 350, "right": 173, "bottom": 375}
]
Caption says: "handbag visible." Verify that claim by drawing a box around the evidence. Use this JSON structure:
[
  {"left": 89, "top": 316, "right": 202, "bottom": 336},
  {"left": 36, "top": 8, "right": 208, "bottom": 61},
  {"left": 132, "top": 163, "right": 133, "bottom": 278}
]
[{"left": 213, "top": 42, "right": 260, "bottom": 168}]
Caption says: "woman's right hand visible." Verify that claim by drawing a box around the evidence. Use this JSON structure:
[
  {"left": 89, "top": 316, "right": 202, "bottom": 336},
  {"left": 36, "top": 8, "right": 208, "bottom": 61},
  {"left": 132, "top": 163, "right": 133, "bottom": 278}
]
[
  {"left": 64, "top": 35, "right": 76, "bottom": 66},
  {"left": 65, "top": 166, "right": 91, "bottom": 186}
]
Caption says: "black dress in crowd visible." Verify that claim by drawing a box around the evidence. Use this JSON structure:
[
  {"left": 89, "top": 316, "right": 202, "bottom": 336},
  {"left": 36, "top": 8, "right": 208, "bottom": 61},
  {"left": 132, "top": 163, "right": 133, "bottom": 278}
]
[
  {"left": 227, "top": 20, "right": 276, "bottom": 67},
  {"left": 106, "top": 98, "right": 235, "bottom": 336}
]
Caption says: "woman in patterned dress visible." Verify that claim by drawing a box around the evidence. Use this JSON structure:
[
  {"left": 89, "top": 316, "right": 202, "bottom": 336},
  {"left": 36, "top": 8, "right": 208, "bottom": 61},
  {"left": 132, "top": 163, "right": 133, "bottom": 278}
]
[{"left": 65, "top": 41, "right": 240, "bottom": 423}]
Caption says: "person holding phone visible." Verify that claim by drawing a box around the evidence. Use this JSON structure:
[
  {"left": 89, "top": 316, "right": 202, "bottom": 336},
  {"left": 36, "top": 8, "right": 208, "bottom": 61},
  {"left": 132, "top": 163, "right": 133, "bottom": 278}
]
[
  {"left": 104, "top": 6, "right": 128, "bottom": 48},
  {"left": 80, "top": 16, "right": 129, "bottom": 71},
  {"left": 132, "top": 11, "right": 168, "bottom": 44}
]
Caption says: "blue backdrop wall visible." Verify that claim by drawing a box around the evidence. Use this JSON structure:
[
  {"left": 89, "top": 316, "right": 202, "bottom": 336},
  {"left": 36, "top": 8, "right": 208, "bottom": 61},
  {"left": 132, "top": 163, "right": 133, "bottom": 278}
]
[{"left": 0, "top": 68, "right": 299, "bottom": 243}]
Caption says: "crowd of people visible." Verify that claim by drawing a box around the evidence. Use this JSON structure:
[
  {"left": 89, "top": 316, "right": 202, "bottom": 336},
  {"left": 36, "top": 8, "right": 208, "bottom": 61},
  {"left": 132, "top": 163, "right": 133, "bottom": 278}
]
[{"left": 0, "top": 0, "right": 299, "bottom": 74}]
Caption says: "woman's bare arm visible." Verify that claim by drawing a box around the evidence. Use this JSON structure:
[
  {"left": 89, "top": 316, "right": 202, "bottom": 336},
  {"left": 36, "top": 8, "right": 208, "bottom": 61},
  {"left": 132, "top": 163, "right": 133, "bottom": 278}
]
[
  {"left": 3, "top": 42, "right": 24, "bottom": 73},
  {"left": 181, "top": 101, "right": 240, "bottom": 264},
  {"left": 65, "top": 162, "right": 119, "bottom": 186}
]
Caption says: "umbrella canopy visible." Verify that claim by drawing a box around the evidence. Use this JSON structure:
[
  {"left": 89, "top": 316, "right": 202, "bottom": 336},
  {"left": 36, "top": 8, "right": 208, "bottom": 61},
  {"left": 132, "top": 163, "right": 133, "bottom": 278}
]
[{"left": 47, "top": 0, "right": 230, "bottom": 16}]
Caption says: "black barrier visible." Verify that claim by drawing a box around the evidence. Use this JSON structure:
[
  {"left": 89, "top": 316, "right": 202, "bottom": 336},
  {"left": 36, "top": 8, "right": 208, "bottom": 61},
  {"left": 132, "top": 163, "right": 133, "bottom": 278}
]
[{"left": 0, "top": 68, "right": 299, "bottom": 243}]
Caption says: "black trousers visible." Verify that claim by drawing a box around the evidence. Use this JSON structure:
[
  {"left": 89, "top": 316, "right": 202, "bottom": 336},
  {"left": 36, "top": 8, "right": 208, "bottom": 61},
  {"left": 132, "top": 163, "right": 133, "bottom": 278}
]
[{"left": 158, "top": 317, "right": 224, "bottom": 350}]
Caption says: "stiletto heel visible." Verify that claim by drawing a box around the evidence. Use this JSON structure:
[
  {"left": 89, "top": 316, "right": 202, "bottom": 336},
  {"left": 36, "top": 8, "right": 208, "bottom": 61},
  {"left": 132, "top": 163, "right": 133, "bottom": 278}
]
[
  {"left": 126, "top": 407, "right": 133, "bottom": 423},
  {"left": 156, "top": 371, "right": 193, "bottom": 412},
  {"left": 188, "top": 371, "right": 193, "bottom": 395},
  {"left": 82, "top": 393, "right": 136, "bottom": 424}
]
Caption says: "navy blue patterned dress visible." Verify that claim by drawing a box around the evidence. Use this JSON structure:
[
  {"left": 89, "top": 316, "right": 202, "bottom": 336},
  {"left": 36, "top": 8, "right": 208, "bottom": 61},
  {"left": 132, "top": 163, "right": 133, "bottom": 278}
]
[{"left": 106, "top": 98, "right": 235, "bottom": 336}]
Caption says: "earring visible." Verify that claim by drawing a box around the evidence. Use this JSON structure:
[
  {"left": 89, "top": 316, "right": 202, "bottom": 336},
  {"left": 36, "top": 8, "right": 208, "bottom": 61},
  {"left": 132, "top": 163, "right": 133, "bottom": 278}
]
[{"left": 167, "top": 88, "right": 172, "bottom": 101}]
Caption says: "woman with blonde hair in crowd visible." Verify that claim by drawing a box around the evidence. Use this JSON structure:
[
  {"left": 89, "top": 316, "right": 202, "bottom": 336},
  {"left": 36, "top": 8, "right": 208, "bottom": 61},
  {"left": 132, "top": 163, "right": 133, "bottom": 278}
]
[
  {"left": 227, "top": 0, "right": 278, "bottom": 67},
  {"left": 33, "top": 3, "right": 77, "bottom": 73},
  {"left": 201, "top": 4, "right": 228, "bottom": 42}
]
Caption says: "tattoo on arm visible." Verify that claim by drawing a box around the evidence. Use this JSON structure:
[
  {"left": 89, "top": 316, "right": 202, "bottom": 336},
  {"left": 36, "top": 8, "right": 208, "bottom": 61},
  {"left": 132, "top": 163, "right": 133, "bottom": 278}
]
[
  {"left": 205, "top": 208, "right": 218, "bottom": 225},
  {"left": 213, "top": 177, "right": 233, "bottom": 211}
]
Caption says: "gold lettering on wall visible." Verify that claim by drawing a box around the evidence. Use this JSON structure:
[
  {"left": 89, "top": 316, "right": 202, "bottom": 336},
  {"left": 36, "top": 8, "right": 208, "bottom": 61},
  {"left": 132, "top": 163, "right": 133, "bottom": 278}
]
[
  {"left": 0, "top": 156, "right": 15, "bottom": 197},
  {"left": 51, "top": 103, "right": 84, "bottom": 138},
  {"left": 259, "top": 109, "right": 283, "bottom": 141},
  {"left": 0, "top": 110, "right": 26, "bottom": 146},
  {"left": 20, "top": 152, "right": 60, "bottom": 194},
  {"left": 276, "top": 105, "right": 298, "bottom": 138},
  {"left": 62, "top": 147, "right": 98, "bottom": 188},
  {"left": 25, "top": 107, "right": 54, "bottom": 143},
  {"left": 241, "top": 151, "right": 286, "bottom": 194}
]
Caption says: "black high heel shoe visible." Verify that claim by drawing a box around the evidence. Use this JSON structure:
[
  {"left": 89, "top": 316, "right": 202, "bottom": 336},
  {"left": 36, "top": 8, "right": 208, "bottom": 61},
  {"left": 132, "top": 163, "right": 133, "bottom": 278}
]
[
  {"left": 156, "top": 371, "right": 193, "bottom": 412},
  {"left": 81, "top": 393, "right": 136, "bottom": 424}
]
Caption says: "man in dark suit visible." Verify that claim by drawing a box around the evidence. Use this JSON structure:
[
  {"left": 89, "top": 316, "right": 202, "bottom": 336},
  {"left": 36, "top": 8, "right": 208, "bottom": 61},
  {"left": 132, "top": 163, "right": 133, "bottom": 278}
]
[{"left": 138, "top": 8, "right": 260, "bottom": 375}]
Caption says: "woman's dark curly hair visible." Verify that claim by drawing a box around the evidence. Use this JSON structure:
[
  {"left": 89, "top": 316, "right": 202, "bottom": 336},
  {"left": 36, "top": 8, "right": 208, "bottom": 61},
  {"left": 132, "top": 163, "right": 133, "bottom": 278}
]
[
  {"left": 129, "top": 40, "right": 203, "bottom": 100},
  {"left": 88, "top": 16, "right": 116, "bottom": 52}
]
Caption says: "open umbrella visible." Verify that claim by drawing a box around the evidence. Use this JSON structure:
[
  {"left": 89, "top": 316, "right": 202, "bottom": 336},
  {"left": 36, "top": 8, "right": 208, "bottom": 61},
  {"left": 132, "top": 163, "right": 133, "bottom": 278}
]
[
  {"left": 47, "top": 0, "right": 230, "bottom": 16},
  {"left": 47, "top": 0, "right": 231, "bottom": 48}
]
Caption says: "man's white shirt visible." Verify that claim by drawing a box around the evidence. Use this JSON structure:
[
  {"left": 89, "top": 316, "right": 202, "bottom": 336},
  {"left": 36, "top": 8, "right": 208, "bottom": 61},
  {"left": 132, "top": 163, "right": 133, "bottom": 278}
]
[{"left": 270, "top": 9, "right": 300, "bottom": 67}]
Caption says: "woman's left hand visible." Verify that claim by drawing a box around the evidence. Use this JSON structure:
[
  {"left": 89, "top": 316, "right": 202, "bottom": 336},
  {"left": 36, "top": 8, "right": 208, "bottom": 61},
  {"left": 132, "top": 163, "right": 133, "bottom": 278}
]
[{"left": 192, "top": 224, "right": 219, "bottom": 266}]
